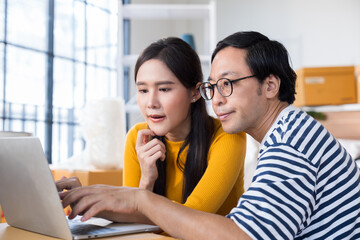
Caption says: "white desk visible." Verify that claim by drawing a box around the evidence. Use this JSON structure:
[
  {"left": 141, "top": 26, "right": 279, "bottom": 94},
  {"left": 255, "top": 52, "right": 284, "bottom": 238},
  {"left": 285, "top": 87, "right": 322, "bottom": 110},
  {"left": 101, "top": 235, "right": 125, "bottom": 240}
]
[{"left": 0, "top": 223, "right": 176, "bottom": 240}]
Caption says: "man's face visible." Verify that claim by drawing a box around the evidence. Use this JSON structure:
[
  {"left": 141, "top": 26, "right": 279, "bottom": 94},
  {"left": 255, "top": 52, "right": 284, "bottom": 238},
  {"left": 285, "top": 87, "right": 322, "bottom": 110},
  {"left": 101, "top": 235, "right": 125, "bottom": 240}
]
[{"left": 209, "top": 46, "right": 266, "bottom": 134}]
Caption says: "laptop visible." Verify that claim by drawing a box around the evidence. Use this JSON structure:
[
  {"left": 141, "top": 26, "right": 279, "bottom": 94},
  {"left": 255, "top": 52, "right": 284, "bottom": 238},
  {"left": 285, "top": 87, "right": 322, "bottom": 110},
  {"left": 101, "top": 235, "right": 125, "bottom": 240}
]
[{"left": 0, "top": 137, "right": 161, "bottom": 239}]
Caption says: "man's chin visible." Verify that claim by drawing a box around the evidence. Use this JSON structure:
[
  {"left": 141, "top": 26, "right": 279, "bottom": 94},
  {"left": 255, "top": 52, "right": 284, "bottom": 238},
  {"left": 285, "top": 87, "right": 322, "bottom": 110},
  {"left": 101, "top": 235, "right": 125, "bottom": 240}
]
[
  {"left": 222, "top": 123, "right": 243, "bottom": 134},
  {"left": 222, "top": 125, "right": 237, "bottom": 134}
]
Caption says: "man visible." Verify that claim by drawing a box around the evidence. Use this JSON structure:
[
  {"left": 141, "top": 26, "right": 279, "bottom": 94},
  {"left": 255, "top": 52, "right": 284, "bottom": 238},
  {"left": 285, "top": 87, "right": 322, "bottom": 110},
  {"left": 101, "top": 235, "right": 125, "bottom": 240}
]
[{"left": 59, "top": 31, "right": 360, "bottom": 239}]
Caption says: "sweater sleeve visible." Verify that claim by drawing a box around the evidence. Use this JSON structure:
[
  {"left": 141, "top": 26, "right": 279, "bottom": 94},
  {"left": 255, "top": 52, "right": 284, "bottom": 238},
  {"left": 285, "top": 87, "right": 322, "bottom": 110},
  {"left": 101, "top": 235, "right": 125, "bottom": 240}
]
[
  {"left": 122, "top": 123, "right": 146, "bottom": 187},
  {"left": 182, "top": 124, "right": 246, "bottom": 214}
]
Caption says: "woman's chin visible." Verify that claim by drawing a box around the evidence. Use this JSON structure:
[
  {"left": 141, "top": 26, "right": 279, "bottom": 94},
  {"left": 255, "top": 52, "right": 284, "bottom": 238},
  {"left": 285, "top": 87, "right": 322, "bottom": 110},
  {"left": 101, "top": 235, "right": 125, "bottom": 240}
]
[
  {"left": 153, "top": 131, "right": 166, "bottom": 137},
  {"left": 147, "top": 124, "right": 167, "bottom": 137}
]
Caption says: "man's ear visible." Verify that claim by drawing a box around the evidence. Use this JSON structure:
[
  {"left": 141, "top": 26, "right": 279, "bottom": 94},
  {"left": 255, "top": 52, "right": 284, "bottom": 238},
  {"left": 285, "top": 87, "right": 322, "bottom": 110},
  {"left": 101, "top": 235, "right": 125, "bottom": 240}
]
[{"left": 264, "top": 74, "right": 281, "bottom": 99}]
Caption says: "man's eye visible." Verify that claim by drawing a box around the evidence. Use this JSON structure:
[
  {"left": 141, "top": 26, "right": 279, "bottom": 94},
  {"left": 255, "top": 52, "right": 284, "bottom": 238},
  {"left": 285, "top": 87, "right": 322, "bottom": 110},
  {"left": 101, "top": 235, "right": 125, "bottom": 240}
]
[{"left": 223, "top": 81, "right": 231, "bottom": 86}]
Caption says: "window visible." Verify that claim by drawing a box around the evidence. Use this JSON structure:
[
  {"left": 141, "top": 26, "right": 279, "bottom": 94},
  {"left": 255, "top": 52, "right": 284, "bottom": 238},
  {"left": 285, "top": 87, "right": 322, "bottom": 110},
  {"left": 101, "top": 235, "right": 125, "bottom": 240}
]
[{"left": 0, "top": 0, "right": 118, "bottom": 164}]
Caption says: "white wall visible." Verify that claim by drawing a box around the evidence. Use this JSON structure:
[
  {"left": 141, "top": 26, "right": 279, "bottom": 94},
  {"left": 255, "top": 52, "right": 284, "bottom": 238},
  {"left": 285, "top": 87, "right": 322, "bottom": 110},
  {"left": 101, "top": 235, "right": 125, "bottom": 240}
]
[
  {"left": 129, "top": 0, "right": 360, "bottom": 71},
  {"left": 130, "top": 0, "right": 209, "bottom": 55},
  {"left": 216, "top": 0, "right": 360, "bottom": 70}
]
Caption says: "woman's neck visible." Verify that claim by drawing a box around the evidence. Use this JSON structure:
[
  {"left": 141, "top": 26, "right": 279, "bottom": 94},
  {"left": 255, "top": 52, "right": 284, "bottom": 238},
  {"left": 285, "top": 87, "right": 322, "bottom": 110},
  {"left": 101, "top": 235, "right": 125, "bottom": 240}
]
[{"left": 165, "top": 115, "right": 192, "bottom": 142}]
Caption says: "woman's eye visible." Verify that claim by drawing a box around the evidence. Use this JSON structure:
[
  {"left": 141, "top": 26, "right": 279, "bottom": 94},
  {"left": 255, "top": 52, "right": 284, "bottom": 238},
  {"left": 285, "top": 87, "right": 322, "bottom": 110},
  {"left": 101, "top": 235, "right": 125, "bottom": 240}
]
[
  {"left": 138, "top": 89, "right": 148, "bottom": 93},
  {"left": 159, "top": 88, "right": 170, "bottom": 92}
]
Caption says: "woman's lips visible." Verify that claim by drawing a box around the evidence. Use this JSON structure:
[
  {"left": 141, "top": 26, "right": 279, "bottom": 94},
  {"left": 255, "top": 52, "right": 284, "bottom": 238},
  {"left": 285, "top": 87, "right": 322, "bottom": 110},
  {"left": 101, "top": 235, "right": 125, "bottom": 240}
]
[{"left": 148, "top": 114, "right": 165, "bottom": 123}]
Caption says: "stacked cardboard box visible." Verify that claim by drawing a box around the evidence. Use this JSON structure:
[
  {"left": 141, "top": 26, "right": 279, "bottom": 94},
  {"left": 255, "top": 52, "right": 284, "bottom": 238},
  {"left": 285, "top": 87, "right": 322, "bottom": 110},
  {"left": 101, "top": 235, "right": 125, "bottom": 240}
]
[
  {"left": 51, "top": 168, "right": 123, "bottom": 217},
  {"left": 355, "top": 66, "right": 360, "bottom": 103},
  {"left": 51, "top": 168, "right": 123, "bottom": 186},
  {"left": 294, "top": 66, "right": 357, "bottom": 106}
]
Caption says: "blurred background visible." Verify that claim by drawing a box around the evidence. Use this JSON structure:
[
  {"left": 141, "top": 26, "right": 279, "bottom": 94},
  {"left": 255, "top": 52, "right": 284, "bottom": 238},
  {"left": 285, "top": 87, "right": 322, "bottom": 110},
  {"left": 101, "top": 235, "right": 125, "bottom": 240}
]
[{"left": 1, "top": 0, "right": 359, "bottom": 165}]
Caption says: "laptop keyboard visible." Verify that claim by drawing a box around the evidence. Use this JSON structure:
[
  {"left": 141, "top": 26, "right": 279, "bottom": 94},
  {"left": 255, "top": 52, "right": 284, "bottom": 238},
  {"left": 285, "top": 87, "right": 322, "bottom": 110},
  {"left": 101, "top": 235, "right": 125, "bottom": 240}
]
[
  {"left": 68, "top": 217, "right": 119, "bottom": 236},
  {"left": 69, "top": 222, "right": 119, "bottom": 235}
]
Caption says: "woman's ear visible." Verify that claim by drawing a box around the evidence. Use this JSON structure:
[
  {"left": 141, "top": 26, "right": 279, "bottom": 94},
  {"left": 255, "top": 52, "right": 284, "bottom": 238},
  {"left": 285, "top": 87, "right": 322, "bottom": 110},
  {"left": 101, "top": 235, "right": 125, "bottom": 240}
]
[
  {"left": 191, "top": 82, "right": 202, "bottom": 103},
  {"left": 264, "top": 74, "right": 281, "bottom": 99}
]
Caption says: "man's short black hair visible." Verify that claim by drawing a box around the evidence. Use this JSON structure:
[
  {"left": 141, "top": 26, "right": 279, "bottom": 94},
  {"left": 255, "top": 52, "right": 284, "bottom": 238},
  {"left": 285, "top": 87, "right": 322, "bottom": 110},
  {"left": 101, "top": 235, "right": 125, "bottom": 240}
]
[{"left": 212, "top": 31, "right": 297, "bottom": 104}]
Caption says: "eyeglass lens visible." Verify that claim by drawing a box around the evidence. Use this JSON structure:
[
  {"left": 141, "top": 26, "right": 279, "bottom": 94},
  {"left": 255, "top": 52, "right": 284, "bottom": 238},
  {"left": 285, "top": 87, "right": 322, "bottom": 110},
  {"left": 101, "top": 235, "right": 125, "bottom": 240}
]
[
  {"left": 218, "top": 79, "right": 232, "bottom": 96},
  {"left": 200, "top": 79, "right": 233, "bottom": 100},
  {"left": 200, "top": 83, "right": 213, "bottom": 100}
]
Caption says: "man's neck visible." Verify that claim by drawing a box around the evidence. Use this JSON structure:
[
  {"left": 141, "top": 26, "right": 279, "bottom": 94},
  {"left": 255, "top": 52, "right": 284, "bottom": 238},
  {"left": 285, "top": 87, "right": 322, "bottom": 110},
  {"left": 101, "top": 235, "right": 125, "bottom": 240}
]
[{"left": 247, "top": 101, "right": 289, "bottom": 143}]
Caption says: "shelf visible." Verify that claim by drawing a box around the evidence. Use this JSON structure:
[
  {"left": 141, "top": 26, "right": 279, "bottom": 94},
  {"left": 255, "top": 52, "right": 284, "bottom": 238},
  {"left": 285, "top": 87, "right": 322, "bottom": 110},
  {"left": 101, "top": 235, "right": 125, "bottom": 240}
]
[
  {"left": 301, "top": 103, "right": 360, "bottom": 112},
  {"left": 122, "top": 54, "right": 211, "bottom": 67},
  {"left": 122, "top": 4, "right": 213, "bottom": 19},
  {"left": 301, "top": 103, "right": 360, "bottom": 140}
]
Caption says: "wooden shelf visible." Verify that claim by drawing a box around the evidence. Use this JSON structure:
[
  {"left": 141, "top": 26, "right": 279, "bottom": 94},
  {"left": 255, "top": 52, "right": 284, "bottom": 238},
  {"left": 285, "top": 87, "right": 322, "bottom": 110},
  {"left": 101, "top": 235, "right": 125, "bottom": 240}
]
[
  {"left": 301, "top": 103, "right": 360, "bottom": 112},
  {"left": 301, "top": 104, "right": 360, "bottom": 140}
]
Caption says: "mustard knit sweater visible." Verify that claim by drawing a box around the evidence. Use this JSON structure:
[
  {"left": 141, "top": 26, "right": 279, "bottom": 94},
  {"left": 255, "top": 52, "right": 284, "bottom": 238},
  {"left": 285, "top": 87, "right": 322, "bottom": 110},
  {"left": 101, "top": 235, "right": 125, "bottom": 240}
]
[{"left": 123, "top": 118, "right": 246, "bottom": 216}]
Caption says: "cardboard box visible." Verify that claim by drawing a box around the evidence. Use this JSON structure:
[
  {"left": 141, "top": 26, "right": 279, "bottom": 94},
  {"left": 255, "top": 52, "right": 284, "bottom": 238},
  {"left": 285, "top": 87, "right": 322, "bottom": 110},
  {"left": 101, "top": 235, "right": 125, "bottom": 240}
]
[
  {"left": 51, "top": 169, "right": 123, "bottom": 217},
  {"left": 0, "top": 205, "right": 5, "bottom": 223},
  {"left": 51, "top": 168, "right": 123, "bottom": 186},
  {"left": 294, "top": 66, "right": 356, "bottom": 106},
  {"left": 355, "top": 66, "right": 360, "bottom": 103}
]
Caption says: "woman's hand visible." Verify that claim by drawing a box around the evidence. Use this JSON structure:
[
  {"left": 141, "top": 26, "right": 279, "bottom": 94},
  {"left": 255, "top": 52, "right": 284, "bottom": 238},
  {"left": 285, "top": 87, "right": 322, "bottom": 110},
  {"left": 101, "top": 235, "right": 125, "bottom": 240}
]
[{"left": 135, "top": 129, "right": 166, "bottom": 191}]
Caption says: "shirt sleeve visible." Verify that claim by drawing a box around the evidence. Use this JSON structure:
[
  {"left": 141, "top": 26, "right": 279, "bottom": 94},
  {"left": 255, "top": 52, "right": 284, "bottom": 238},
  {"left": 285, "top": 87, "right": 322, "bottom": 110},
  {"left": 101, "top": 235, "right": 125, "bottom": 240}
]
[
  {"left": 122, "top": 123, "right": 143, "bottom": 187},
  {"left": 227, "top": 144, "right": 316, "bottom": 240},
  {"left": 182, "top": 127, "right": 247, "bottom": 214}
]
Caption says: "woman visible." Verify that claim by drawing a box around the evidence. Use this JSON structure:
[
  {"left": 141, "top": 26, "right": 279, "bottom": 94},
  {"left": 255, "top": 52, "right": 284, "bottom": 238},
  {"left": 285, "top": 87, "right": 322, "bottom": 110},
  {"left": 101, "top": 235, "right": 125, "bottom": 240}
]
[{"left": 123, "top": 37, "right": 246, "bottom": 215}]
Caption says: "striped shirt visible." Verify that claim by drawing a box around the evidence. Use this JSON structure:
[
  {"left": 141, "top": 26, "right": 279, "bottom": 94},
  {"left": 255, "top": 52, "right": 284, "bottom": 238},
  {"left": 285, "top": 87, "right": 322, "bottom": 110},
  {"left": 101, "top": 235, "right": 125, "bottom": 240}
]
[{"left": 227, "top": 105, "right": 360, "bottom": 239}]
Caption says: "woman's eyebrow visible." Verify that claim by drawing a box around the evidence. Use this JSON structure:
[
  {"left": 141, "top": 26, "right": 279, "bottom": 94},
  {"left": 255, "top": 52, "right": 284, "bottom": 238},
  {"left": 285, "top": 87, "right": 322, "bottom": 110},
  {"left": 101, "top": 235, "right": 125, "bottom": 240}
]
[{"left": 136, "top": 80, "right": 175, "bottom": 86}]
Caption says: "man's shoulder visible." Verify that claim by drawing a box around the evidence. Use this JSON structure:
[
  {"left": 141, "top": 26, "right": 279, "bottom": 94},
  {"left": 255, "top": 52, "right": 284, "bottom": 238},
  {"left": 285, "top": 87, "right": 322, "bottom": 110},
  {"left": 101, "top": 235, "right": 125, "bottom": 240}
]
[
  {"left": 265, "top": 106, "right": 327, "bottom": 148},
  {"left": 277, "top": 106, "right": 319, "bottom": 135},
  {"left": 262, "top": 106, "right": 338, "bottom": 161}
]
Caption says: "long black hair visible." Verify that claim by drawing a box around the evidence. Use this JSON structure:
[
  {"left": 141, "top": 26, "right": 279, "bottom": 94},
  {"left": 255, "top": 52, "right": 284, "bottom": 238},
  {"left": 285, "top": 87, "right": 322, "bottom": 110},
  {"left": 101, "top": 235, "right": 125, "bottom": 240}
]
[{"left": 134, "top": 37, "right": 215, "bottom": 202}]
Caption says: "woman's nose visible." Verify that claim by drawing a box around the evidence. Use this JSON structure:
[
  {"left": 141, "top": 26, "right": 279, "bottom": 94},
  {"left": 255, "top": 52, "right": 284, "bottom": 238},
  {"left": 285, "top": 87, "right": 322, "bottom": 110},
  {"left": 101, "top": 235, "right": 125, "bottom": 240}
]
[{"left": 147, "top": 91, "right": 160, "bottom": 109}]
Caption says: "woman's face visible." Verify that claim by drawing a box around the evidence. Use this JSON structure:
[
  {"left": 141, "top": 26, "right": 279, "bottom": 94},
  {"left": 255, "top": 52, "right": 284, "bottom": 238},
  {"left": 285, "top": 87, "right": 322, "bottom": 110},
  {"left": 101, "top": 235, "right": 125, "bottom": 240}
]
[{"left": 136, "top": 59, "right": 195, "bottom": 142}]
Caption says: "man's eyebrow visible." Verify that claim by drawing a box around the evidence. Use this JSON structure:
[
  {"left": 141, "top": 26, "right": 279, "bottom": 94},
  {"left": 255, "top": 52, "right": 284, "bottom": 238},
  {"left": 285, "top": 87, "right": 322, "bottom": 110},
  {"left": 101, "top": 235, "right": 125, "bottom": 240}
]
[
  {"left": 136, "top": 80, "right": 175, "bottom": 86},
  {"left": 220, "top": 71, "right": 239, "bottom": 77},
  {"left": 208, "top": 71, "right": 239, "bottom": 81}
]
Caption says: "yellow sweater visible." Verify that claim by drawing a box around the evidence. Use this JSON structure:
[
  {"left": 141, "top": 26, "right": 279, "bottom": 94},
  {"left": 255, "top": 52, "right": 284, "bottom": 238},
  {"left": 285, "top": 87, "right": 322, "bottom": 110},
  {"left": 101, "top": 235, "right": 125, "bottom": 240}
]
[{"left": 123, "top": 118, "right": 246, "bottom": 215}]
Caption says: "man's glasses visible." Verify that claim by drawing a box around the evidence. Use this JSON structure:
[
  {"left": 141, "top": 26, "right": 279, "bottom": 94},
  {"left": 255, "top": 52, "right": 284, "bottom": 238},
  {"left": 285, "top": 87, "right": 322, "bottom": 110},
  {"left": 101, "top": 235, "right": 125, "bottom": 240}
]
[{"left": 199, "top": 75, "right": 256, "bottom": 100}]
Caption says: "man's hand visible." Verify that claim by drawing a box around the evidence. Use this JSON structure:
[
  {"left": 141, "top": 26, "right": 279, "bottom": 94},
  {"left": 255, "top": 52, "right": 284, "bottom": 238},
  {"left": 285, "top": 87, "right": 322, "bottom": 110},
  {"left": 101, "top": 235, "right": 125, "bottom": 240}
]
[
  {"left": 60, "top": 185, "right": 141, "bottom": 222},
  {"left": 56, "top": 176, "right": 82, "bottom": 194}
]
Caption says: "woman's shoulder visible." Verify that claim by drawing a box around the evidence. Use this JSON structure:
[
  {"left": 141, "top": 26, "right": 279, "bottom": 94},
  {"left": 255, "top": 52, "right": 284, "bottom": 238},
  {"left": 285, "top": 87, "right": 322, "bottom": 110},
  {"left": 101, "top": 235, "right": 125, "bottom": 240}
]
[{"left": 127, "top": 122, "right": 148, "bottom": 135}]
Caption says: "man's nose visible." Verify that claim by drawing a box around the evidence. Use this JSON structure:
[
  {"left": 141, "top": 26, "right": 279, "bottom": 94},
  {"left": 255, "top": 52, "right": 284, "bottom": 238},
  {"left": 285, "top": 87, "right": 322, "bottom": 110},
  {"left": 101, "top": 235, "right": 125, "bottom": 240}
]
[{"left": 212, "top": 86, "right": 225, "bottom": 106}]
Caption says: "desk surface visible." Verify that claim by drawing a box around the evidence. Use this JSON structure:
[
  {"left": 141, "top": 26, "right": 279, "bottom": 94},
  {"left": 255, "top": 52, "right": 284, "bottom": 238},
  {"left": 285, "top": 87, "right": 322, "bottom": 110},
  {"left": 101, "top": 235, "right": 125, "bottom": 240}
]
[{"left": 0, "top": 223, "right": 176, "bottom": 240}]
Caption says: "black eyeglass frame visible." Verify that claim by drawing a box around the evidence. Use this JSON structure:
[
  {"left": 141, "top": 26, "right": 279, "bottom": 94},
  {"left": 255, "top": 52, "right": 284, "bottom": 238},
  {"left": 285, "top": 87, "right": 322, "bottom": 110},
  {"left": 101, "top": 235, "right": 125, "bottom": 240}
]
[{"left": 199, "top": 75, "right": 257, "bottom": 100}]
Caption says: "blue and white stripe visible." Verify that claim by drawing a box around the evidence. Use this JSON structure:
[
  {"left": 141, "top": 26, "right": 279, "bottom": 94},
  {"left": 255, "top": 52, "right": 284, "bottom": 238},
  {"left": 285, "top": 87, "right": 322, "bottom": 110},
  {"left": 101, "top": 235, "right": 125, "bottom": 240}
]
[{"left": 227, "top": 105, "right": 360, "bottom": 239}]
